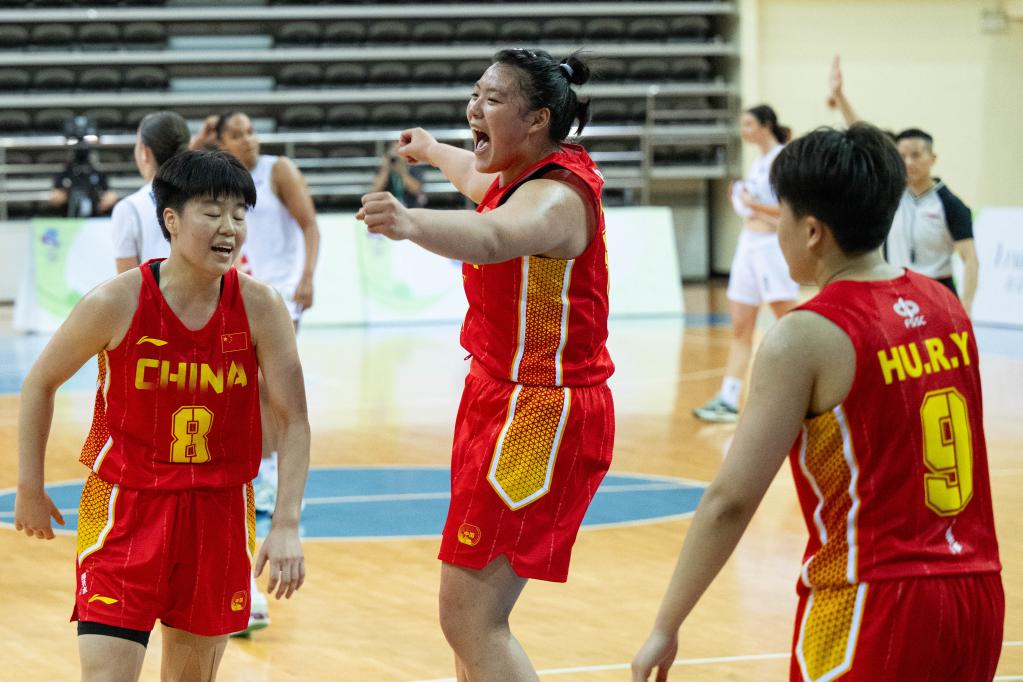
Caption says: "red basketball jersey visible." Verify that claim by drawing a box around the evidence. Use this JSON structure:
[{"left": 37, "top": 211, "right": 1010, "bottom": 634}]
[
  {"left": 461, "top": 144, "right": 614, "bottom": 387},
  {"left": 80, "top": 260, "right": 261, "bottom": 489},
  {"left": 789, "top": 270, "right": 1000, "bottom": 589}
]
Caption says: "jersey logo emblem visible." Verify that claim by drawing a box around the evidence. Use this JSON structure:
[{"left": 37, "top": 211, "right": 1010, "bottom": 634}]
[
  {"left": 457, "top": 523, "right": 482, "bottom": 546},
  {"left": 222, "top": 332, "right": 249, "bottom": 353},
  {"left": 88, "top": 594, "right": 119, "bottom": 605},
  {"left": 230, "top": 590, "right": 248, "bottom": 612},
  {"left": 893, "top": 297, "right": 927, "bottom": 328},
  {"left": 136, "top": 336, "right": 168, "bottom": 347}
]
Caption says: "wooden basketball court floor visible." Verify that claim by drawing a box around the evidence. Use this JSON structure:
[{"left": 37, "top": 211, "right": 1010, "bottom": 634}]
[{"left": 1, "top": 284, "right": 1020, "bottom": 681}]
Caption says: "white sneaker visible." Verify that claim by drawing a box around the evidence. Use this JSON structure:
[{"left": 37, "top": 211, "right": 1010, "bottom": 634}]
[
  {"left": 253, "top": 475, "right": 277, "bottom": 515},
  {"left": 232, "top": 578, "right": 270, "bottom": 637}
]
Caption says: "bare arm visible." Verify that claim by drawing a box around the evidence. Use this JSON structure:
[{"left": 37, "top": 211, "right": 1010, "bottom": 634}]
[
  {"left": 273, "top": 157, "right": 320, "bottom": 311},
  {"left": 246, "top": 278, "right": 310, "bottom": 598},
  {"left": 16, "top": 280, "right": 132, "bottom": 539},
  {"left": 115, "top": 257, "right": 140, "bottom": 274},
  {"left": 396, "top": 128, "right": 496, "bottom": 204},
  {"left": 633, "top": 313, "right": 834, "bottom": 680},
  {"left": 954, "top": 238, "right": 979, "bottom": 316},
  {"left": 827, "top": 54, "right": 860, "bottom": 126},
  {"left": 358, "top": 178, "right": 592, "bottom": 264}
]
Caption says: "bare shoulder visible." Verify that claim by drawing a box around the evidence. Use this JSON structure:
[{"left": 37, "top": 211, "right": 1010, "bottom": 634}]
[
  {"left": 82, "top": 268, "right": 141, "bottom": 319},
  {"left": 761, "top": 310, "right": 852, "bottom": 366},
  {"left": 765, "top": 309, "right": 856, "bottom": 414},
  {"left": 271, "top": 155, "right": 303, "bottom": 180},
  {"left": 237, "top": 271, "right": 282, "bottom": 313}
]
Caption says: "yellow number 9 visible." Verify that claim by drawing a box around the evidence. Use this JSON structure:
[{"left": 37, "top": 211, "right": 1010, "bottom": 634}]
[
  {"left": 170, "top": 406, "right": 214, "bottom": 464},
  {"left": 921, "top": 388, "right": 973, "bottom": 516}
]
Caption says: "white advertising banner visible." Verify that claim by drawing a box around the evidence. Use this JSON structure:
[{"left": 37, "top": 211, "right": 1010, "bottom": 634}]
[
  {"left": 972, "top": 207, "right": 1023, "bottom": 329},
  {"left": 13, "top": 207, "right": 683, "bottom": 332}
]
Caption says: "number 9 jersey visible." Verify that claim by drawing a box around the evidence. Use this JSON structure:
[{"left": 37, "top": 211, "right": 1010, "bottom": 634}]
[
  {"left": 79, "top": 260, "right": 262, "bottom": 489},
  {"left": 788, "top": 269, "right": 1000, "bottom": 589}
]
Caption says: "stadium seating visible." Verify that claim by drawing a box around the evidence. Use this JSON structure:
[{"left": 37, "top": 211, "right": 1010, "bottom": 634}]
[{"left": 0, "top": 2, "right": 738, "bottom": 217}]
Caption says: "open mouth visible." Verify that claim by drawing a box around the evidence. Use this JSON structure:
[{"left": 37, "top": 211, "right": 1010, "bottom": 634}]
[
  {"left": 471, "top": 128, "right": 490, "bottom": 154},
  {"left": 211, "top": 244, "right": 233, "bottom": 256}
]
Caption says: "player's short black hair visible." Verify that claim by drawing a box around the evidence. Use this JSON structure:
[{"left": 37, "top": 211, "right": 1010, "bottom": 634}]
[
  {"left": 895, "top": 127, "right": 934, "bottom": 150},
  {"left": 770, "top": 124, "right": 906, "bottom": 254},
  {"left": 152, "top": 150, "right": 256, "bottom": 241},
  {"left": 491, "top": 48, "right": 591, "bottom": 142}
]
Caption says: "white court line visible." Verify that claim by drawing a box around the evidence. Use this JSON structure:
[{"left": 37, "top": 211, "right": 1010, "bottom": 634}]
[
  {"left": 412, "top": 643, "right": 1023, "bottom": 682},
  {"left": 0, "top": 482, "right": 690, "bottom": 514},
  {"left": 293, "top": 482, "right": 691, "bottom": 506},
  {"left": 411, "top": 652, "right": 789, "bottom": 681}
]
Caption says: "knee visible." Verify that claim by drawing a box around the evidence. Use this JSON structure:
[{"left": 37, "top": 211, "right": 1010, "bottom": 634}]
[{"left": 439, "top": 587, "right": 472, "bottom": 650}]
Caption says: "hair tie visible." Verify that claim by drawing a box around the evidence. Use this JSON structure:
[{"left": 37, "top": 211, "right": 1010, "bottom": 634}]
[{"left": 559, "top": 62, "right": 574, "bottom": 80}]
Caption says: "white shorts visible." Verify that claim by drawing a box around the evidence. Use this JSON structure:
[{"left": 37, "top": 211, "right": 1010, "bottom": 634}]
[{"left": 726, "top": 229, "right": 800, "bottom": 306}]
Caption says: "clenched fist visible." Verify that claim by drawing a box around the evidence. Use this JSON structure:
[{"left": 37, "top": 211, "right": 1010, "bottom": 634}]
[{"left": 357, "top": 191, "right": 417, "bottom": 241}]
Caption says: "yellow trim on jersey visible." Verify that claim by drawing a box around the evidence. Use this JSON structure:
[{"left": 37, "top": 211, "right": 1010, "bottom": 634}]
[{"left": 796, "top": 583, "right": 869, "bottom": 682}]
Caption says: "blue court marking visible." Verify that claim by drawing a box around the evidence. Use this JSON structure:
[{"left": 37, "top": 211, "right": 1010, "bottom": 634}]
[{"left": 0, "top": 466, "right": 705, "bottom": 540}]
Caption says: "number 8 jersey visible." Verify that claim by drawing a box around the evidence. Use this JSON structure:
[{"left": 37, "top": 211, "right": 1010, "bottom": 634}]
[
  {"left": 788, "top": 270, "right": 1000, "bottom": 589},
  {"left": 79, "top": 260, "right": 261, "bottom": 489}
]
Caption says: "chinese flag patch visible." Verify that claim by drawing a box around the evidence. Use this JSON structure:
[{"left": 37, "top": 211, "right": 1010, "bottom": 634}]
[{"left": 222, "top": 332, "right": 248, "bottom": 353}]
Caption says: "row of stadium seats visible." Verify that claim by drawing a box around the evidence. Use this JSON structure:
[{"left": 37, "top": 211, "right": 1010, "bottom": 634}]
[
  {"left": 0, "top": 58, "right": 714, "bottom": 93},
  {"left": 0, "top": 96, "right": 723, "bottom": 134},
  {"left": 0, "top": 23, "right": 166, "bottom": 49},
  {"left": 272, "top": 17, "right": 714, "bottom": 45},
  {"left": 0, "top": 17, "right": 715, "bottom": 49}
]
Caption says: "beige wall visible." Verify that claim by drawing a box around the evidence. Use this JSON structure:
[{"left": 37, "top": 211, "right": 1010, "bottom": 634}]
[{"left": 712, "top": 0, "right": 1023, "bottom": 272}]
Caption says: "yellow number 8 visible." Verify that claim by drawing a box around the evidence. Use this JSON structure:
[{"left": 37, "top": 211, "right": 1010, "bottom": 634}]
[
  {"left": 170, "top": 406, "right": 214, "bottom": 464},
  {"left": 921, "top": 388, "right": 973, "bottom": 516}
]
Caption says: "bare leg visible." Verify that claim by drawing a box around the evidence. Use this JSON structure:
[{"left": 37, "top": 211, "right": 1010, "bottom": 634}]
[
  {"left": 723, "top": 300, "right": 759, "bottom": 381},
  {"left": 439, "top": 557, "right": 538, "bottom": 682},
  {"left": 159, "top": 625, "right": 228, "bottom": 682},
  {"left": 79, "top": 633, "right": 146, "bottom": 682}
]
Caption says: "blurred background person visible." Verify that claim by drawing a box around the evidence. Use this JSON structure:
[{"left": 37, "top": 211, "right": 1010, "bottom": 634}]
[
  {"left": 112, "top": 111, "right": 190, "bottom": 273},
  {"left": 692, "top": 104, "right": 799, "bottom": 424},
  {"left": 371, "top": 141, "right": 427, "bottom": 208},
  {"left": 50, "top": 115, "right": 118, "bottom": 218}
]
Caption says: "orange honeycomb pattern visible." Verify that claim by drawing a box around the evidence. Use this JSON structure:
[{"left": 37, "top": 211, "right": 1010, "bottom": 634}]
[
  {"left": 77, "top": 475, "right": 116, "bottom": 559},
  {"left": 79, "top": 352, "right": 111, "bottom": 469},
  {"left": 803, "top": 410, "right": 857, "bottom": 587},
  {"left": 489, "top": 386, "right": 569, "bottom": 509},
  {"left": 515, "top": 256, "right": 570, "bottom": 386},
  {"left": 799, "top": 584, "right": 867, "bottom": 681},
  {"left": 245, "top": 481, "right": 256, "bottom": 558}
]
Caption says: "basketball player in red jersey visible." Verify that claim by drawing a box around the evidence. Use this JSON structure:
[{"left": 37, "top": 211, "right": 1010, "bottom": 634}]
[
  {"left": 632, "top": 124, "right": 1002, "bottom": 681},
  {"left": 359, "top": 49, "right": 613, "bottom": 681},
  {"left": 14, "top": 150, "right": 309, "bottom": 681}
]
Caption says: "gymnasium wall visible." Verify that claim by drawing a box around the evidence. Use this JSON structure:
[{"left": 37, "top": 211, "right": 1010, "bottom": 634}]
[{"left": 711, "top": 0, "right": 1023, "bottom": 273}]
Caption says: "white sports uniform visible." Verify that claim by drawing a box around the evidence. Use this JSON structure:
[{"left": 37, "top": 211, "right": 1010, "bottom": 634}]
[
  {"left": 242, "top": 155, "right": 306, "bottom": 320},
  {"left": 726, "top": 144, "right": 800, "bottom": 306},
  {"left": 111, "top": 182, "right": 170, "bottom": 265}
]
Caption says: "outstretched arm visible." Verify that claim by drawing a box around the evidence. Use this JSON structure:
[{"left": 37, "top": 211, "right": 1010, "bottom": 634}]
[
  {"left": 632, "top": 314, "right": 825, "bottom": 681},
  {"left": 358, "top": 177, "right": 593, "bottom": 264},
  {"left": 827, "top": 54, "right": 860, "bottom": 126},
  {"left": 396, "top": 128, "right": 497, "bottom": 204}
]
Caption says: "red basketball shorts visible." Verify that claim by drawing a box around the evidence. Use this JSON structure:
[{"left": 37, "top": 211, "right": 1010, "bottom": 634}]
[
  {"left": 438, "top": 368, "right": 615, "bottom": 582},
  {"left": 790, "top": 573, "right": 1004, "bottom": 681},
  {"left": 73, "top": 474, "right": 257, "bottom": 637}
]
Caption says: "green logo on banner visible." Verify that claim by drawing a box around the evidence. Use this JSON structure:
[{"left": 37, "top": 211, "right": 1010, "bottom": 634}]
[
  {"left": 357, "top": 232, "right": 454, "bottom": 313},
  {"left": 32, "top": 218, "right": 84, "bottom": 319}
]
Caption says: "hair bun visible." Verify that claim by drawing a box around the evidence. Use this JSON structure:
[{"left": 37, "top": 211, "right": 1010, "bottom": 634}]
[{"left": 561, "top": 54, "right": 590, "bottom": 86}]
